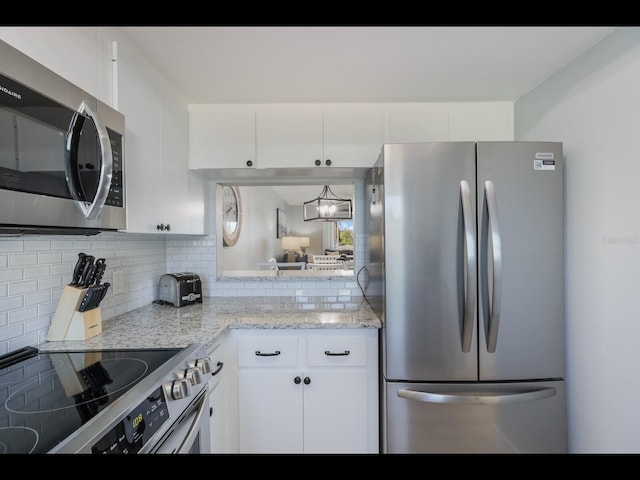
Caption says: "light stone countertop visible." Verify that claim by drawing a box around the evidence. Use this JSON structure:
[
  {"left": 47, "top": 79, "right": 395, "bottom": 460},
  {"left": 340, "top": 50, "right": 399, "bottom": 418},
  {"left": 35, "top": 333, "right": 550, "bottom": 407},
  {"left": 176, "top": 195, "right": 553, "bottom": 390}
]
[{"left": 38, "top": 297, "right": 381, "bottom": 352}]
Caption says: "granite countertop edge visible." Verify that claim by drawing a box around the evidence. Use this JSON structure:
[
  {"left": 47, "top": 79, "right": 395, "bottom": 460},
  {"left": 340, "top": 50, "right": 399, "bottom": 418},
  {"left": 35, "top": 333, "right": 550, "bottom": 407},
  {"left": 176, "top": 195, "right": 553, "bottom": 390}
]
[{"left": 38, "top": 296, "right": 381, "bottom": 352}]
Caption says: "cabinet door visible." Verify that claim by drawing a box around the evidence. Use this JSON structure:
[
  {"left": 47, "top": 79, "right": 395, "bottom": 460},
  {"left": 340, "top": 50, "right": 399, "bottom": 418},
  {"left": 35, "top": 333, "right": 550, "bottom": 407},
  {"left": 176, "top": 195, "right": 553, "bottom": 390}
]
[
  {"left": 159, "top": 84, "right": 191, "bottom": 234},
  {"left": 189, "top": 104, "right": 256, "bottom": 169},
  {"left": 237, "top": 369, "right": 303, "bottom": 453},
  {"left": 256, "top": 105, "right": 323, "bottom": 168},
  {"left": 117, "top": 45, "right": 164, "bottom": 233},
  {"left": 118, "top": 45, "right": 203, "bottom": 234},
  {"left": 303, "top": 368, "right": 369, "bottom": 453},
  {"left": 323, "top": 105, "right": 385, "bottom": 168}
]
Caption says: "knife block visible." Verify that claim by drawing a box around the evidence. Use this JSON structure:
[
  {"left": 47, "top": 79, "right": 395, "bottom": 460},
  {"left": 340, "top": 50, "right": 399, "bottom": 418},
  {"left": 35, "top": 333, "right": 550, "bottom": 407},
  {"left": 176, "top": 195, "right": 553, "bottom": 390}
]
[{"left": 47, "top": 285, "right": 102, "bottom": 341}]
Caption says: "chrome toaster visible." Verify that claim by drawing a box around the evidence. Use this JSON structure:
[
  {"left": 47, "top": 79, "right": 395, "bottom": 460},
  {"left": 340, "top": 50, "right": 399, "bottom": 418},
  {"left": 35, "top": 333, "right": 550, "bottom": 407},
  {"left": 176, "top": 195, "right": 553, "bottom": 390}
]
[{"left": 158, "top": 272, "right": 202, "bottom": 307}]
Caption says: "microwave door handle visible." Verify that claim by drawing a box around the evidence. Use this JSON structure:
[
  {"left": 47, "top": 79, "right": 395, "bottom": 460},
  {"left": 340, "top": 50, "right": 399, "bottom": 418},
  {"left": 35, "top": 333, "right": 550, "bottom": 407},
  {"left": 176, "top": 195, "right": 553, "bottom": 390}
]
[{"left": 73, "top": 100, "right": 113, "bottom": 220}]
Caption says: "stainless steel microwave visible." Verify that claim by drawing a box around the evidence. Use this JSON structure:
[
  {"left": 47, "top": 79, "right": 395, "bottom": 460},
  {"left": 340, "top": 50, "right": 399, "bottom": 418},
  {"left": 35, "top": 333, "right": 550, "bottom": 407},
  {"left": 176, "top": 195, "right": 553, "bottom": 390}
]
[{"left": 0, "top": 39, "right": 126, "bottom": 235}]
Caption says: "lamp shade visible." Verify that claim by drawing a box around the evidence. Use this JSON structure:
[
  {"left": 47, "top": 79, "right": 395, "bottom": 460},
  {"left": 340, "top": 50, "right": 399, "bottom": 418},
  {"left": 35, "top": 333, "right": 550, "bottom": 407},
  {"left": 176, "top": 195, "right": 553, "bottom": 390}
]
[
  {"left": 303, "top": 185, "right": 353, "bottom": 222},
  {"left": 281, "top": 236, "right": 300, "bottom": 251},
  {"left": 299, "top": 237, "right": 310, "bottom": 248}
]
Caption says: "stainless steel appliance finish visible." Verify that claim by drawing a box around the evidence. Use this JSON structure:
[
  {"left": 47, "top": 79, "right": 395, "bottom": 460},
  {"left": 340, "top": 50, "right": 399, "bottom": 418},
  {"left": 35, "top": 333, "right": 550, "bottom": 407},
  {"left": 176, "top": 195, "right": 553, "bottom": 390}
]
[
  {"left": 0, "top": 39, "right": 126, "bottom": 235},
  {"left": 366, "top": 142, "right": 567, "bottom": 454},
  {"left": 0, "top": 344, "right": 212, "bottom": 454},
  {"left": 159, "top": 273, "right": 203, "bottom": 307},
  {"left": 49, "top": 343, "right": 212, "bottom": 454}
]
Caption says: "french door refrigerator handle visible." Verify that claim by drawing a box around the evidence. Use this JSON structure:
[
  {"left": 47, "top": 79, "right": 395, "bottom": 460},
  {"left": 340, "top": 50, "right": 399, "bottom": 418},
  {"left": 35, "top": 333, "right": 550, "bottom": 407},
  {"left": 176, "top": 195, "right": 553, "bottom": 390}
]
[
  {"left": 397, "top": 387, "right": 557, "bottom": 405},
  {"left": 460, "top": 180, "right": 476, "bottom": 353},
  {"left": 484, "top": 180, "right": 503, "bottom": 353}
]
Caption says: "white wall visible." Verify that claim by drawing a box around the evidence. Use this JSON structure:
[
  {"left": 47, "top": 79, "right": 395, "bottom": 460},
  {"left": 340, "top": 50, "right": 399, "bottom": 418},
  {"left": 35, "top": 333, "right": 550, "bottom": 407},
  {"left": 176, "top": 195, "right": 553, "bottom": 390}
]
[{"left": 515, "top": 27, "right": 640, "bottom": 453}]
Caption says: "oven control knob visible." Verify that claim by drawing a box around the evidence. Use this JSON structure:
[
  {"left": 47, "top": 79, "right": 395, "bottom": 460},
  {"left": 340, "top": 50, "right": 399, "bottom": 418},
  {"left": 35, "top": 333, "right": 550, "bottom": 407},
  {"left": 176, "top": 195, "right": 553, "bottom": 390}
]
[
  {"left": 185, "top": 367, "right": 203, "bottom": 385},
  {"left": 196, "top": 357, "right": 212, "bottom": 374},
  {"left": 169, "top": 378, "right": 192, "bottom": 400}
]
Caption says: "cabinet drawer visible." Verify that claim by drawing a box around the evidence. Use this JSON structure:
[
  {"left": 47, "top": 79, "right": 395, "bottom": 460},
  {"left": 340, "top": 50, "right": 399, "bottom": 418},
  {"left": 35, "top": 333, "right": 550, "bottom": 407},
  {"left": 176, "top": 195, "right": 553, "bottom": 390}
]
[
  {"left": 307, "top": 335, "right": 368, "bottom": 367},
  {"left": 238, "top": 336, "right": 299, "bottom": 367}
]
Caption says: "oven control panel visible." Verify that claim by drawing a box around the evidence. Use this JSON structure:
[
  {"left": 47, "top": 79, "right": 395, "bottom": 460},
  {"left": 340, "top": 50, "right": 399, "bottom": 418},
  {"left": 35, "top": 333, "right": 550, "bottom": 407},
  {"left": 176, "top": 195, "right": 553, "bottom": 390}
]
[{"left": 91, "top": 386, "right": 169, "bottom": 454}]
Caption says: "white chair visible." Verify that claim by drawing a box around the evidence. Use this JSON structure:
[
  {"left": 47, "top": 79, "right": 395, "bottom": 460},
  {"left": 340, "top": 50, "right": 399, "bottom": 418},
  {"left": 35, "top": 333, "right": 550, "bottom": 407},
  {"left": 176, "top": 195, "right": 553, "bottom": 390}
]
[{"left": 308, "top": 255, "right": 344, "bottom": 270}]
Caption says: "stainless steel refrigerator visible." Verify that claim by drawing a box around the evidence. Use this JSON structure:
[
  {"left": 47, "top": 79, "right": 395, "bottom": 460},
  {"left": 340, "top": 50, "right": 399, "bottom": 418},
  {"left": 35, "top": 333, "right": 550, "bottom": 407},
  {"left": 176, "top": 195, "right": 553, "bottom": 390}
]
[{"left": 365, "top": 142, "right": 567, "bottom": 454}]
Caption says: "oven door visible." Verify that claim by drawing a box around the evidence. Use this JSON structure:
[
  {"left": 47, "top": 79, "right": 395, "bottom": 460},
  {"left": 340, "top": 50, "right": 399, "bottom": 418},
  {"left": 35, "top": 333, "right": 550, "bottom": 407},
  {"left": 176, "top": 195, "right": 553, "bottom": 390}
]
[{"left": 148, "top": 387, "right": 211, "bottom": 454}]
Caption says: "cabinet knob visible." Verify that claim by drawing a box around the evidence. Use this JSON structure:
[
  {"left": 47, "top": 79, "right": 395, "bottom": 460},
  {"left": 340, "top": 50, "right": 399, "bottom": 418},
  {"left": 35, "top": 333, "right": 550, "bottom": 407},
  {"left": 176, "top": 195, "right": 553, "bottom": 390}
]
[
  {"left": 294, "top": 376, "right": 301, "bottom": 384},
  {"left": 325, "top": 159, "right": 332, "bottom": 166},
  {"left": 246, "top": 160, "right": 253, "bottom": 167},
  {"left": 156, "top": 223, "right": 171, "bottom": 231},
  {"left": 314, "top": 159, "right": 321, "bottom": 166},
  {"left": 303, "top": 376, "right": 311, "bottom": 385}
]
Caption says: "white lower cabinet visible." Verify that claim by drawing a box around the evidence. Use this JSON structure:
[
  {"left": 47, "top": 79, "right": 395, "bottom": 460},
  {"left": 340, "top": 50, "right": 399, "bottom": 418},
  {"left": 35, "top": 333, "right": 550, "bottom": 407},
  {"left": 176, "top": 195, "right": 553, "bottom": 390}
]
[{"left": 234, "top": 329, "right": 379, "bottom": 454}]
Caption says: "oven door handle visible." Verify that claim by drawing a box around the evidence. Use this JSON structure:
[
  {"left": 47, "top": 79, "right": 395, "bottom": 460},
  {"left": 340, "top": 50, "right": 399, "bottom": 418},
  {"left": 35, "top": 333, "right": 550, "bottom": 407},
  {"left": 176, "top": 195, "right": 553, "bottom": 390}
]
[
  {"left": 67, "top": 100, "right": 113, "bottom": 220},
  {"left": 174, "top": 390, "right": 209, "bottom": 454}
]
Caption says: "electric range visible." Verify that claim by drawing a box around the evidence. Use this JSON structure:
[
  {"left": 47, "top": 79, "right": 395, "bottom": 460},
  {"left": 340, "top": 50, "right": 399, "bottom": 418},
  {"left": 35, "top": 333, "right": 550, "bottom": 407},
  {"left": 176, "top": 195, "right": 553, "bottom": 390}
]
[{"left": 0, "top": 344, "right": 212, "bottom": 454}]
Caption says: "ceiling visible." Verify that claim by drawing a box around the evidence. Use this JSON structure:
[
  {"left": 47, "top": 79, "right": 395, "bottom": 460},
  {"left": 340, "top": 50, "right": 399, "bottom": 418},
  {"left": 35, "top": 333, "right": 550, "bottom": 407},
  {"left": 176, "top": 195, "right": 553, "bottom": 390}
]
[
  {"left": 115, "top": 26, "right": 617, "bottom": 104},
  {"left": 115, "top": 26, "right": 617, "bottom": 205}
]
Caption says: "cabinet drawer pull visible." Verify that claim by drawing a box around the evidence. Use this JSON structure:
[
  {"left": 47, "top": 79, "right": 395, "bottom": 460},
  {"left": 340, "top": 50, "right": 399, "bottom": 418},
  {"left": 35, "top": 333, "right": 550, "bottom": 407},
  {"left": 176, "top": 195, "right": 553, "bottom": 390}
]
[
  {"left": 255, "top": 350, "right": 281, "bottom": 356},
  {"left": 324, "top": 350, "right": 350, "bottom": 356}
]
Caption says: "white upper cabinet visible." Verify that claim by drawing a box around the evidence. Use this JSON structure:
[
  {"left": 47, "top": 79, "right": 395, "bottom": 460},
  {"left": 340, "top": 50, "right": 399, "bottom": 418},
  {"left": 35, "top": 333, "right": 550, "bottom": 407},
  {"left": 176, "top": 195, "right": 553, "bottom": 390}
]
[
  {"left": 189, "top": 104, "right": 256, "bottom": 169},
  {"left": 118, "top": 43, "right": 204, "bottom": 234},
  {"left": 189, "top": 102, "right": 513, "bottom": 173},
  {"left": 387, "top": 102, "right": 514, "bottom": 143},
  {"left": 189, "top": 103, "right": 386, "bottom": 170},
  {"left": 255, "top": 104, "right": 324, "bottom": 169},
  {"left": 322, "top": 104, "right": 386, "bottom": 168}
]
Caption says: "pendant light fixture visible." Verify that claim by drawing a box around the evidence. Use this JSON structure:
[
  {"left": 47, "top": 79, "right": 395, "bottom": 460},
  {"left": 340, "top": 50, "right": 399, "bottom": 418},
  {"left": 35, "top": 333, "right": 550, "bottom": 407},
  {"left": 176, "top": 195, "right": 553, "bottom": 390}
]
[{"left": 303, "top": 185, "right": 353, "bottom": 222}]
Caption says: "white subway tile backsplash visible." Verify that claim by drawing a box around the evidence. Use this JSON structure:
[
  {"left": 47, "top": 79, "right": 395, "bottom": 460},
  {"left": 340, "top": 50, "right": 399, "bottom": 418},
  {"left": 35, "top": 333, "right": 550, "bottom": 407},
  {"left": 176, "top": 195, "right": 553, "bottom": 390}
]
[
  {"left": 0, "top": 296, "right": 23, "bottom": 312},
  {"left": 24, "top": 291, "right": 50, "bottom": 307},
  {"left": 24, "top": 265, "right": 50, "bottom": 279},
  {"left": 38, "top": 276, "right": 62, "bottom": 290},
  {"left": 25, "top": 240, "right": 51, "bottom": 251},
  {"left": 38, "top": 252, "right": 63, "bottom": 264},
  {"left": 0, "top": 230, "right": 368, "bottom": 352},
  {"left": 0, "top": 240, "right": 24, "bottom": 253},
  {"left": 50, "top": 240, "right": 74, "bottom": 251},
  {"left": 9, "top": 253, "right": 38, "bottom": 267},
  {"left": 8, "top": 280, "right": 38, "bottom": 296},
  {"left": 9, "top": 306, "right": 37, "bottom": 324},
  {"left": 0, "top": 268, "right": 24, "bottom": 283}
]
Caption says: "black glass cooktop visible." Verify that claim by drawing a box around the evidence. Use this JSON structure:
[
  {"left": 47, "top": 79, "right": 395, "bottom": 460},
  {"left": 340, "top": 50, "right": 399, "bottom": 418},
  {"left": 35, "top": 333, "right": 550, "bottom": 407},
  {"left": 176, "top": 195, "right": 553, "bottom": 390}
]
[{"left": 0, "top": 347, "right": 180, "bottom": 454}]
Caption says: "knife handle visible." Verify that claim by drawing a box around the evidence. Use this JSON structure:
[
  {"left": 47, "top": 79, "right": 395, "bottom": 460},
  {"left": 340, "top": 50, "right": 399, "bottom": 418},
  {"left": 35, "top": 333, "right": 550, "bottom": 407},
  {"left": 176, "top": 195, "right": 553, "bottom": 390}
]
[
  {"left": 78, "top": 287, "right": 93, "bottom": 312},
  {"left": 78, "top": 256, "right": 95, "bottom": 288},
  {"left": 70, "top": 252, "right": 87, "bottom": 286},
  {"left": 92, "top": 258, "right": 107, "bottom": 285}
]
